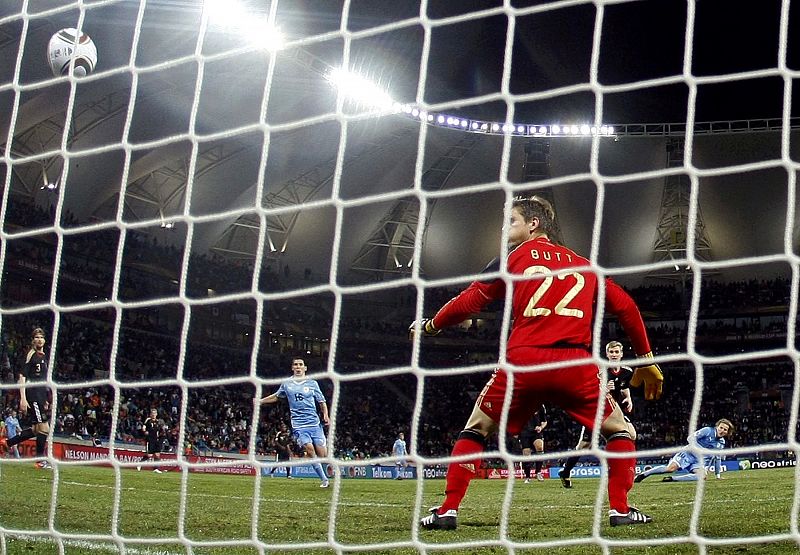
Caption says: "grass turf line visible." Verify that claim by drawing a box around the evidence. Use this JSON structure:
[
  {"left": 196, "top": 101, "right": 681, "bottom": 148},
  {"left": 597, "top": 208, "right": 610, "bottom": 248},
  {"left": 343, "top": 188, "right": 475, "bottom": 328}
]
[{"left": 0, "top": 463, "right": 797, "bottom": 554}]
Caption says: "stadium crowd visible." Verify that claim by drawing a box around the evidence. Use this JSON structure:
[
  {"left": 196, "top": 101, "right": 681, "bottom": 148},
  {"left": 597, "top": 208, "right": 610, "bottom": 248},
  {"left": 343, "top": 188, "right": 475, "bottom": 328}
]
[{"left": 0, "top": 199, "right": 797, "bottom": 467}]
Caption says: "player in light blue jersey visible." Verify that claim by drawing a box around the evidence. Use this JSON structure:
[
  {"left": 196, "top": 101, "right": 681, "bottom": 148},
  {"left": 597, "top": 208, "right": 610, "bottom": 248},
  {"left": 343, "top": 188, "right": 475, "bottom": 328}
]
[
  {"left": 258, "top": 358, "right": 331, "bottom": 487},
  {"left": 635, "top": 418, "right": 733, "bottom": 483},
  {"left": 392, "top": 432, "right": 408, "bottom": 480},
  {"left": 4, "top": 408, "right": 22, "bottom": 458}
]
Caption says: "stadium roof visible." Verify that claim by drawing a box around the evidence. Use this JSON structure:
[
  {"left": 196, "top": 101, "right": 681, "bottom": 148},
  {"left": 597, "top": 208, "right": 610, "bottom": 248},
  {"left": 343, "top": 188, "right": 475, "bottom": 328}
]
[{"left": 1, "top": 0, "right": 798, "bottom": 287}]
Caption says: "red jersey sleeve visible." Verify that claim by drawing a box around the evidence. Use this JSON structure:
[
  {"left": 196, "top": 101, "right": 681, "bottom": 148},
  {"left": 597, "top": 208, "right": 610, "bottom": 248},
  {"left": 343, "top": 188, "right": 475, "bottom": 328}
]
[
  {"left": 604, "top": 278, "right": 652, "bottom": 355},
  {"left": 431, "top": 279, "right": 505, "bottom": 329}
]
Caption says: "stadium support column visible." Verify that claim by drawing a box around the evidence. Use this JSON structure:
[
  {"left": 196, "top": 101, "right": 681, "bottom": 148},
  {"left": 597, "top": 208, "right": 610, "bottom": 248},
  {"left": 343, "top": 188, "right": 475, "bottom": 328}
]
[
  {"left": 210, "top": 128, "right": 413, "bottom": 265},
  {"left": 648, "top": 138, "right": 715, "bottom": 286},
  {"left": 10, "top": 89, "right": 133, "bottom": 202},
  {"left": 349, "top": 134, "right": 480, "bottom": 282},
  {"left": 521, "top": 138, "right": 563, "bottom": 244}
]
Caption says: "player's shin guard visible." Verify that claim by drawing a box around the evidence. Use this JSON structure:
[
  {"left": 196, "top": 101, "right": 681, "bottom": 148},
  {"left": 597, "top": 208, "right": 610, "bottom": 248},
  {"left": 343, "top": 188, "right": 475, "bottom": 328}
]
[
  {"left": 534, "top": 460, "right": 543, "bottom": 474},
  {"left": 7, "top": 427, "right": 34, "bottom": 447},
  {"left": 440, "top": 429, "right": 486, "bottom": 514},
  {"left": 35, "top": 432, "right": 47, "bottom": 457},
  {"left": 605, "top": 432, "right": 636, "bottom": 514}
]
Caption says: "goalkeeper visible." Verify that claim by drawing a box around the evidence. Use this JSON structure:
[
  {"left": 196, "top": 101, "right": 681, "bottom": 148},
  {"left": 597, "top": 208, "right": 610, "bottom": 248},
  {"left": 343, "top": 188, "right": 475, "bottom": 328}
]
[{"left": 410, "top": 195, "right": 663, "bottom": 530}]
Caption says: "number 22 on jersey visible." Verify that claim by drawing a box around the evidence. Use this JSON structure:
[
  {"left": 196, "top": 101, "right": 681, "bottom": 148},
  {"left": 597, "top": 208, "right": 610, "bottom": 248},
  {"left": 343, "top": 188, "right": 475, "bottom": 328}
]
[{"left": 522, "top": 265, "right": 585, "bottom": 318}]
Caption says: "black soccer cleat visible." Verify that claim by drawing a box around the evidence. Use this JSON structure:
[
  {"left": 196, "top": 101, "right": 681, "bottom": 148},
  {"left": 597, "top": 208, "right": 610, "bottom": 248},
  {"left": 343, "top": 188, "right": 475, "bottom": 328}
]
[
  {"left": 609, "top": 506, "right": 653, "bottom": 527},
  {"left": 661, "top": 476, "right": 674, "bottom": 482},
  {"left": 633, "top": 472, "right": 648, "bottom": 483},
  {"left": 558, "top": 469, "right": 573, "bottom": 489},
  {"left": 420, "top": 506, "right": 458, "bottom": 531}
]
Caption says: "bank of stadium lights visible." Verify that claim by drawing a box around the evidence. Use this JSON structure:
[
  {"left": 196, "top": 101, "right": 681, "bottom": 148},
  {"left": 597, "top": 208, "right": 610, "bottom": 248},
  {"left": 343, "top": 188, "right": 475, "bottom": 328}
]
[
  {"left": 203, "top": 0, "right": 285, "bottom": 52},
  {"left": 397, "top": 104, "right": 617, "bottom": 137},
  {"left": 326, "top": 69, "right": 615, "bottom": 137}
]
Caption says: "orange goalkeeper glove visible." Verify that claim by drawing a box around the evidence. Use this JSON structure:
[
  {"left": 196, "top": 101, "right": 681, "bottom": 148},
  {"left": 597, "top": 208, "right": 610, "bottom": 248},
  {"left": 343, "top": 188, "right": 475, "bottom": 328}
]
[
  {"left": 408, "top": 318, "right": 441, "bottom": 339},
  {"left": 630, "top": 352, "right": 663, "bottom": 400}
]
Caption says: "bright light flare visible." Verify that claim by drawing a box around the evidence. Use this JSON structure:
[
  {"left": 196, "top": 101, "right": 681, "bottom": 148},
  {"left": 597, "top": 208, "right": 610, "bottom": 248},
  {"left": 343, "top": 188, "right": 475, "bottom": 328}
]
[
  {"left": 204, "top": 0, "right": 285, "bottom": 52},
  {"left": 326, "top": 68, "right": 395, "bottom": 111}
]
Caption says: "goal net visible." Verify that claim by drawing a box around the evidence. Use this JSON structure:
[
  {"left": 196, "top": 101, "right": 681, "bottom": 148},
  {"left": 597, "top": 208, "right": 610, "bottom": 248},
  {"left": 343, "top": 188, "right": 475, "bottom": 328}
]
[{"left": 1, "top": 0, "right": 798, "bottom": 553}]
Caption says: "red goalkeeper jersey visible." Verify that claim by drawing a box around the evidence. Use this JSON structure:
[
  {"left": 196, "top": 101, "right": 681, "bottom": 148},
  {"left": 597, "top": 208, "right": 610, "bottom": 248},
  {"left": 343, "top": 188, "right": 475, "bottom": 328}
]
[{"left": 431, "top": 236, "right": 652, "bottom": 356}]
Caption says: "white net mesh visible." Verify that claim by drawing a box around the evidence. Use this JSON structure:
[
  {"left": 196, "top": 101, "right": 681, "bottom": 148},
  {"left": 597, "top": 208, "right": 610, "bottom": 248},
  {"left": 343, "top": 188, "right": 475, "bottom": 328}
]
[{"left": 1, "top": 0, "right": 799, "bottom": 553}]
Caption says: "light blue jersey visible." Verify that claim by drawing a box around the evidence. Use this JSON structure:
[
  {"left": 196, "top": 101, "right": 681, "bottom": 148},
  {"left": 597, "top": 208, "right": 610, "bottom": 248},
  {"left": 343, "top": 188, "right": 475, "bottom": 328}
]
[
  {"left": 693, "top": 426, "right": 726, "bottom": 451},
  {"left": 392, "top": 438, "right": 407, "bottom": 458},
  {"left": 670, "top": 426, "right": 726, "bottom": 474},
  {"left": 276, "top": 378, "right": 326, "bottom": 429},
  {"left": 4, "top": 415, "right": 20, "bottom": 439}
]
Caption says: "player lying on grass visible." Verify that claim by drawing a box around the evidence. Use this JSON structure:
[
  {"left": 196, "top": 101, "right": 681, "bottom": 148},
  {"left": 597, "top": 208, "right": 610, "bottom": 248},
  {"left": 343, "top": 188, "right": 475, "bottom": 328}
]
[{"left": 635, "top": 419, "right": 733, "bottom": 483}]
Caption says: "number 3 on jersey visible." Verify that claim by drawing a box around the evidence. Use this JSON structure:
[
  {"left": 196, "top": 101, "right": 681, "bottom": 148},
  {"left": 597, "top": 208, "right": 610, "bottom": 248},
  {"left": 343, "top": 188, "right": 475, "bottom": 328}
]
[{"left": 522, "top": 265, "right": 585, "bottom": 318}]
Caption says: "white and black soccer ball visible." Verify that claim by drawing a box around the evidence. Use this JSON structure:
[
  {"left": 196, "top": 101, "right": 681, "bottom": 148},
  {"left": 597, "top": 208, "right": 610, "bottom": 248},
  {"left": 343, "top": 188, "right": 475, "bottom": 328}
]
[{"left": 47, "top": 28, "right": 97, "bottom": 77}]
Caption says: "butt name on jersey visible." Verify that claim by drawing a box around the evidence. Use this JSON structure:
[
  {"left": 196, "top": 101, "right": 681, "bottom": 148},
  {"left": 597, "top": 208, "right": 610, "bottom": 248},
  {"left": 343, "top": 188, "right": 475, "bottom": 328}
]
[{"left": 529, "top": 249, "right": 574, "bottom": 263}]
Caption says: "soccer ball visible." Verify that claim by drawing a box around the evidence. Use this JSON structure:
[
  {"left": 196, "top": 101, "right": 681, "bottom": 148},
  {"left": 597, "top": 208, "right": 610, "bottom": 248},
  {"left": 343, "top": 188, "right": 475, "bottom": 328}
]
[{"left": 47, "top": 28, "right": 97, "bottom": 77}]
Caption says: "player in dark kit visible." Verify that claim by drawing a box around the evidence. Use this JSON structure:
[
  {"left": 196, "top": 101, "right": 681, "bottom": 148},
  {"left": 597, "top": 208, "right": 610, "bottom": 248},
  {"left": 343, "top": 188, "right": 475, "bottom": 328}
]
[
  {"left": 520, "top": 405, "right": 548, "bottom": 483},
  {"left": 269, "top": 423, "right": 294, "bottom": 478},
  {"left": 411, "top": 195, "right": 663, "bottom": 530},
  {"left": 6, "top": 328, "right": 52, "bottom": 468},
  {"left": 559, "top": 341, "right": 635, "bottom": 488},
  {"left": 137, "top": 408, "right": 163, "bottom": 473}
]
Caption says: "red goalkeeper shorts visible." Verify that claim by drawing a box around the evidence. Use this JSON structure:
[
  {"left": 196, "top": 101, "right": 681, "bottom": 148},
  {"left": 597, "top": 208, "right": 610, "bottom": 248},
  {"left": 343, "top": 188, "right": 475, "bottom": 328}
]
[{"left": 476, "top": 346, "right": 612, "bottom": 434}]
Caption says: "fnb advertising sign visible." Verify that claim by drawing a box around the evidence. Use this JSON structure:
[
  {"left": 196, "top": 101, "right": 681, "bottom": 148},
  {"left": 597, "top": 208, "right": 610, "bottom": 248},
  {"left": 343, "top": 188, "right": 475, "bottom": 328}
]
[{"left": 265, "top": 464, "right": 417, "bottom": 480}]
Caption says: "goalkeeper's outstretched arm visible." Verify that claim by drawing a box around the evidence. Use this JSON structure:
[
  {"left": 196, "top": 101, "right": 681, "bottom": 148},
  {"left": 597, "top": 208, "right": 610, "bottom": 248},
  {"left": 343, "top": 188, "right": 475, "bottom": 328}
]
[{"left": 409, "top": 274, "right": 503, "bottom": 338}]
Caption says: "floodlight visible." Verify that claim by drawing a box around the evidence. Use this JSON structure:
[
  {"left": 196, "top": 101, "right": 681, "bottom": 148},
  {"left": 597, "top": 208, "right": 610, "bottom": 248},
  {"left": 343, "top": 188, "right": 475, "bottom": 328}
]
[
  {"left": 39, "top": 166, "right": 59, "bottom": 191},
  {"left": 326, "top": 68, "right": 394, "bottom": 110},
  {"left": 204, "top": 0, "right": 285, "bottom": 52},
  {"left": 252, "top": 26, "right": 285, "bottom": 52}
]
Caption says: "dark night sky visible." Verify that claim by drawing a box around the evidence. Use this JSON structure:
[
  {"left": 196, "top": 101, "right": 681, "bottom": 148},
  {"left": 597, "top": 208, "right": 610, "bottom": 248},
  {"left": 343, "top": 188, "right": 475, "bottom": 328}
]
[{"left": 303, "top": 0, "right": 799, "bottom": 124}]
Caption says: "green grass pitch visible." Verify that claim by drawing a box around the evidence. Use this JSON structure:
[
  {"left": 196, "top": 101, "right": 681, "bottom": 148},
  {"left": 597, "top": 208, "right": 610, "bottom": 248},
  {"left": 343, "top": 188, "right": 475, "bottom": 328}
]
[{"left": 0, "top": 462, "right": 797, "bottom": 554}]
